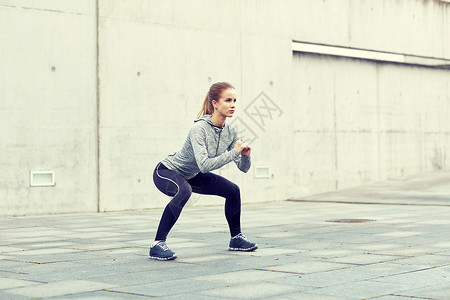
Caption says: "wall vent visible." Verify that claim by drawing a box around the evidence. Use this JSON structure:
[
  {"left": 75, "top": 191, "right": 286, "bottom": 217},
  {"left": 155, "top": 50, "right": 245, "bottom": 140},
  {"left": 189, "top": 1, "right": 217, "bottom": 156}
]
[
  {"left": 254, "top": 166, "right": 270, "bottom": 179},
  {"left": 30, "top": 171, "right": 55, "bottom": 187}
]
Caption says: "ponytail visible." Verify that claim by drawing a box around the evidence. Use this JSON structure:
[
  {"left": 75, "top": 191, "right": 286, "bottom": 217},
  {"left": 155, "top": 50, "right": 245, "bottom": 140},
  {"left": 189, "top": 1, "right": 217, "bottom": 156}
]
[
  {"left": 196, "top": 92, "right": 213, "bottom": 119},
  {"left": 196, "top": 81, "right": 235, "bottom": 119}
]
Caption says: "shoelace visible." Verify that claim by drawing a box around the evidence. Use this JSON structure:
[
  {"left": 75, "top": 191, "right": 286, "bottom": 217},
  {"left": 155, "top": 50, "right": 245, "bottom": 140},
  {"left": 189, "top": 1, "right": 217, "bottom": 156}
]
[
  {"left": 233, "top": 233, "right": 248, "bottom": 241},
  {"left": 158, "top": 242, "right": 170, "bottom": 251}
]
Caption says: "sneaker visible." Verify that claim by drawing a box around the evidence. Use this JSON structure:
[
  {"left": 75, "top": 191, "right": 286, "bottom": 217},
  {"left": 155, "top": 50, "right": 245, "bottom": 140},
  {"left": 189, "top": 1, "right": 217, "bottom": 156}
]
[
  {"left": 229, "top": 233, "right": 258, "bottom": 251},
  {"left": 149, "top": 241, "right": 177, "bottom": 261}
]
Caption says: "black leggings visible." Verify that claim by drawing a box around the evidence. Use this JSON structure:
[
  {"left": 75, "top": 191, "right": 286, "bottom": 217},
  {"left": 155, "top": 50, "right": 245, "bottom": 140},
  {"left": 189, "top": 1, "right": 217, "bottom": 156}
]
[{"left": 153, "top": 163, "right": 242, "bottom": 241}]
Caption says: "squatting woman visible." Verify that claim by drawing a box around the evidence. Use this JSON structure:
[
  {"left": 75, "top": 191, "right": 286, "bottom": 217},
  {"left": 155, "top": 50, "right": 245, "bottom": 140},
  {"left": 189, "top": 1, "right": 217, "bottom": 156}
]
[{"left": 150, "top": 82, "right": 258, "bottom": 260}]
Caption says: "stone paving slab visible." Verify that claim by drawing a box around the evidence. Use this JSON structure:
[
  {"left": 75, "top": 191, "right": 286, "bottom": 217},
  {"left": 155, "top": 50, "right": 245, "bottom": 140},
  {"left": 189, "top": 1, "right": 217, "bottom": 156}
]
[
  {"left": 1, "top": 171, "right": 450, "bottom": 299},
  {"left": 7, "top": 280, "right": 117, "bottom": 298},
  {"left": 199, "top": 282, "right": 306, "bottom": 299},
  {"left": 396, "top": 282, "right": 450, "bottom": 299},
  {"left": 304, "top": 280, "right": 417, "bottom": 299}
]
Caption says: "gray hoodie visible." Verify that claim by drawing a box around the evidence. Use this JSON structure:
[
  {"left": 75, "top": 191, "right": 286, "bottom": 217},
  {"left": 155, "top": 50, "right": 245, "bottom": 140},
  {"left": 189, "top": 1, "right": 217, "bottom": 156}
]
[{"left": 161, "top": 115, "right": 251, "bottom": 179}]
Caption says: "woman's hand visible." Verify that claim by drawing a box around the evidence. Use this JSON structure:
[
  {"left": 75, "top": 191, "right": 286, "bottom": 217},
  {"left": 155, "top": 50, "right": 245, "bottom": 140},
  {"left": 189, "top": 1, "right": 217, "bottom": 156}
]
[
  {"left": 241, "top": 144, "right": 251, "bottom": 157},
  {"left": 234, "top": 139, "right": 251, "bottom": 157}
]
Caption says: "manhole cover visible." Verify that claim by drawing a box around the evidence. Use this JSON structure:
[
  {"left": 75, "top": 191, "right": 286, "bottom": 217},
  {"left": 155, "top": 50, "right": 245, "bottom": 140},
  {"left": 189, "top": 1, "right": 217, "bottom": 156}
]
[{"left": 326, "top": 219, "right": 376, "bottom": 223}]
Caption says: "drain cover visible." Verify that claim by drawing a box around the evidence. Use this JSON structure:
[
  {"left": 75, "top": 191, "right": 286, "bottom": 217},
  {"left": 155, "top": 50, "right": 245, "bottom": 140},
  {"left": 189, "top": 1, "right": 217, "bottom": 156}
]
[{"left": 326, "top": 219, "right": 376, "bottom": 223}]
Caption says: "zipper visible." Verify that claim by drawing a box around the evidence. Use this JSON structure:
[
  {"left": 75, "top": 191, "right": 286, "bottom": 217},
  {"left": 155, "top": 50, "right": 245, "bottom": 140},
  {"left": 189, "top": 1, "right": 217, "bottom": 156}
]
[{"left": 215, "top": 128, "right": 222, "bottom": 156}]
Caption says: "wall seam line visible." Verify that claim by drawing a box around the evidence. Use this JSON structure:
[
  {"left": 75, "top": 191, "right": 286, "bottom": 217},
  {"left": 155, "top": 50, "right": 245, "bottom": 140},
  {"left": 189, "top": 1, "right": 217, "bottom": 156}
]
[{"left": 95, "top": 0, "right": 100, "bottom": 213}]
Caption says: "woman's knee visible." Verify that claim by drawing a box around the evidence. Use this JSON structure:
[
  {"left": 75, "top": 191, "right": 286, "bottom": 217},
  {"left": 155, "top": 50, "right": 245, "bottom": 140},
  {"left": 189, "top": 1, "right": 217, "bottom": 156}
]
[
  {"left": 170, "top": 182, "right": 192, "bottom": 207},
  {"left": 180, "top": 182, "right": 193, "bottom": 197}
]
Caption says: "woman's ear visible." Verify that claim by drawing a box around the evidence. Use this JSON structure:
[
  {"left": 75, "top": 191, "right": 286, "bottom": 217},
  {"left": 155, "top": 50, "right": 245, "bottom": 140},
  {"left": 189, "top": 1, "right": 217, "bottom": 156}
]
[{"left": 211, "top": 100, "right": 218, "bottom": 109}]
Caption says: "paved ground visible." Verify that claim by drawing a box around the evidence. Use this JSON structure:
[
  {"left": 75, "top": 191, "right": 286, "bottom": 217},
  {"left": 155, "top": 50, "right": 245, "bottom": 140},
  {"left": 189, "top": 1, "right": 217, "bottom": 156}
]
[{"left": 1, "top": 171, "right": 450, "bottom": 299}]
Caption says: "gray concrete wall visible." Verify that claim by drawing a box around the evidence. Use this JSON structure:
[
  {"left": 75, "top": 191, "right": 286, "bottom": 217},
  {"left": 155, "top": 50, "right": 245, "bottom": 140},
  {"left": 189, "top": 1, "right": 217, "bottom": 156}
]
[
  {"left": 291, "top": 54, "right": 450, "bottom": 196},
  {"left": 1, "top": 0, "right": 449, "bottom": 215},
  {"left": 0, "top": 1, "right": 98, "bottom": 215}
]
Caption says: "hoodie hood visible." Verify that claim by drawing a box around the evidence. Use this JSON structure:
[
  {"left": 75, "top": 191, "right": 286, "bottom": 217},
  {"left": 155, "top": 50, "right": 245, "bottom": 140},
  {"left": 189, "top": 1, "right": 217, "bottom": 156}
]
[{"left": 194, "top": 115, "right": 225, "bottom": 129}]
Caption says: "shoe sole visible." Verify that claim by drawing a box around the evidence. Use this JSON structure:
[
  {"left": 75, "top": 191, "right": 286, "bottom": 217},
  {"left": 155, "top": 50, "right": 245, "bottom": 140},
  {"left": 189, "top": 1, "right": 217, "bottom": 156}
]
[
  {"left": 229, "top": 245, "right": 258, "bottom": 252},
  {"left": 149, "top": 255, "right": 177, "bottom": 261}
]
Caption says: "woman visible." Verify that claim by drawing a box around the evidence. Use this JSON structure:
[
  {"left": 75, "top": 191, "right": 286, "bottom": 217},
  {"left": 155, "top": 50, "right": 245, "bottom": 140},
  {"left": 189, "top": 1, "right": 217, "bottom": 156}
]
[{"left": 150, "top": 82, "right": 258, "bottom": 261}]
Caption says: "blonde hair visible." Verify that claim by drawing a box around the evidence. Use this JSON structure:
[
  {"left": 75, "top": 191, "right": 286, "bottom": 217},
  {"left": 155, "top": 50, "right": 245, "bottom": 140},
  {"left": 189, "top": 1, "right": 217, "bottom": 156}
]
[{"left": 197, "top": 82, "right": 235, "bottom": 118}]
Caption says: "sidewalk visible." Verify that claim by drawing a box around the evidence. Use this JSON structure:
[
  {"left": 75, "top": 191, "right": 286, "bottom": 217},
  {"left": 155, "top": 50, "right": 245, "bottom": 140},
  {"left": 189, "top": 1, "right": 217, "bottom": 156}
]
[{"left": 1, "top": 171, "right": 450, "bottom": 299}]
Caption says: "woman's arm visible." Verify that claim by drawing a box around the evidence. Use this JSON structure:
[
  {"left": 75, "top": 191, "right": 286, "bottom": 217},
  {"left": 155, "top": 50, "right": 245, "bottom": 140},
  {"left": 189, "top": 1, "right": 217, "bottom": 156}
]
[{"left": 191, "top": 126, "right": 240, "bottom": 173}]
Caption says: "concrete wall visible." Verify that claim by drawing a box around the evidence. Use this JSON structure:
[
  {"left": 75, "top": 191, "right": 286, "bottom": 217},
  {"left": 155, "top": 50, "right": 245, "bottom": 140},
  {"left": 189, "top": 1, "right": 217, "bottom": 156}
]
[
  {"left": 291, "top": 54, "right": 450, "bottom": 196},
  {"left": 1, "top": 0, "right": 449, "bottom": 215},
  {"left": 0, "top": 1, "right": 98, "bottom": 215}
]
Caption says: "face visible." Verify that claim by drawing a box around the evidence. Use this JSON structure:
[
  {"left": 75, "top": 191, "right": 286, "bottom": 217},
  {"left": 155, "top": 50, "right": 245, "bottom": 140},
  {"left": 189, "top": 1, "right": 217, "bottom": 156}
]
[{"left": 212, "top": 88, "right": 237, "bottom": 118}]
